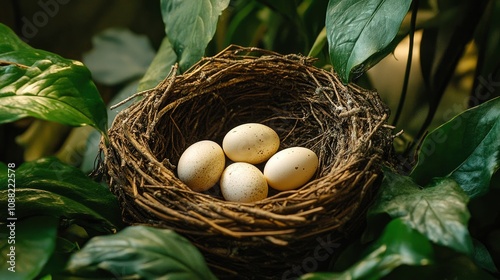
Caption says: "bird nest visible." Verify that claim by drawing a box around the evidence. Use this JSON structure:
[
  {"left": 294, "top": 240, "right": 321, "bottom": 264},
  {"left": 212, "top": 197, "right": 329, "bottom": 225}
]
[{"left": 100, "top": 45, "right": 395, "bottom": 279}]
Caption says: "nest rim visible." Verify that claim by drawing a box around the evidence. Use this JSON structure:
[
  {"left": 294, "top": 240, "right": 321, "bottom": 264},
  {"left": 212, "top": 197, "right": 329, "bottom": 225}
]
[{"left": 101, "top": 45, "right": 394, "bottom": 278}]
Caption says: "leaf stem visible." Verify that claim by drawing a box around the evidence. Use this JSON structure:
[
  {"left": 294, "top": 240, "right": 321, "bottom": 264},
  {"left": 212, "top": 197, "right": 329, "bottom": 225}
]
[{"left": 393, "top": 0, "right": 419, "bottom": 128}]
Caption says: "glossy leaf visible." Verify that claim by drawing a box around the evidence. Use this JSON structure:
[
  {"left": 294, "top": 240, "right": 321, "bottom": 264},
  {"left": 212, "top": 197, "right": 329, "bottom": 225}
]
[
  {"left": 368, "top": 170, "right": 473, "bottom": 255},
  {"left": 410, "top": 97, "right": 500, "bottom": 198},
  {"left": 0, "top": 157, "right": 121, "bottom": 233},
  {"left": 0, "top": 216, "right": 59, "bottom": 280},
  {"left": 160, "top": 0, "right": 229, "bottom": 72},
  {"left": 326, "top": 0, "right": 411, "bottom": 83},
  {"left": 0, "top": 23, "right": 107, "bottom": 133},
  {"left": 137, "top": 36, "right": 177, "bottom": 91},
  {"left": 65, "top": 225, "right": 217, "bottom": 280},
  {"left": 300, "top": 219, "right": 434, "bottom": 280}
]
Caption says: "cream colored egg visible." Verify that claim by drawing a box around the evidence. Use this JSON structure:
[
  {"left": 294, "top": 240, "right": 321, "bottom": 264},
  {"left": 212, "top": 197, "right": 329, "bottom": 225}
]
[
  {"left": 177, "top": 140, "right": 225, "bottom": 192},
  {"left": 220, "top": 163, "right": 268, "bottom": 203},
  {"left": 264, "top": 147, "right": 319, "bottom": 191},
  {"left": 222, "top": 123, "right": 280, "bottom": 164}
]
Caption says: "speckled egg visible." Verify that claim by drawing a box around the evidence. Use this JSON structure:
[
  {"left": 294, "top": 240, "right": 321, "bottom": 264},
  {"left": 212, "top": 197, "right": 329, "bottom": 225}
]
[
  {"left": 264, "top": 147, "right": 319, "bottom": 191},
  {"left": 222, "top": 123, "right": 280, "bottom": 164},
  {"left": 177, "top": 140, "right": 225, "bottom": 192},
  {"left": 220, "top": 162, "right": 268, "bottom": 203}
]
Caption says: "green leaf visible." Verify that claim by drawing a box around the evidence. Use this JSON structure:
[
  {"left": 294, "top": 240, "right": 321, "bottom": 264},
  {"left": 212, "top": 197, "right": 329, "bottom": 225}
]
[
  {"left": 300, "top": 219, "right": 434, "bottom": 280},
  {"left": 160, "top": 0, "right": 230, "bottom": 72},
  {"left": 0, "top": 23, "right": 107, "bottom": 134},
  {"left": 64, "top": 225, "right": 217, "bottom": 280},
  {"left": 137, "top": 36, "right": 178, "bottom": 91},
  {"left": 0, "top": 216, "right": 59, "bottom": 280},
  {"left": 326, "top": 0, "right": 411, "bottom": 83},
  {"left": 0, "top": 157, "right": 121, "bottom": 233},
  {"left": 368, "top": 170, "right": 473, "bottom": 255},
  {"left": 410, "top": 97, "right": 500, "bottom": 198}
]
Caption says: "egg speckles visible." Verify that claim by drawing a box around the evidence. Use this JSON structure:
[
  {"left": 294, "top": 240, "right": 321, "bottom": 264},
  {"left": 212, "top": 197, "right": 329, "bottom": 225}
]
[
  {"left": 220, "top": 163, "right": 268, "bottom": 203},
  {"left": 264, "top": 147, "right": 318, "bottom": 191},
  {"left": 222, "top": 123, "right": 279, "bottom": 164},
  {"left": 177, "top": 140, "right": 225, "bottom": 192}
]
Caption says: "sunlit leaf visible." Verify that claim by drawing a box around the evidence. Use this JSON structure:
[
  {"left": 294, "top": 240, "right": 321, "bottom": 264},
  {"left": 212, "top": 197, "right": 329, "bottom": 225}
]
[{"left": 0, "top": 23, "right": 107, "bottom": 133}]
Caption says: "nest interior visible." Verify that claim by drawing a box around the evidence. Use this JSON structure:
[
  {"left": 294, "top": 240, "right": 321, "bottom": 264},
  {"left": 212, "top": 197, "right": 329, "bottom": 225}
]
[{"left": 101, "top": 45, "right": 394, "bottom": 279}]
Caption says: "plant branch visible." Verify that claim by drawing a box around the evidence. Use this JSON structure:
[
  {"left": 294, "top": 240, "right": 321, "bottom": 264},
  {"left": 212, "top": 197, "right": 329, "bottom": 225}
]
[{"left": 393, "top": 0, "right": 419, "bottom": 128}]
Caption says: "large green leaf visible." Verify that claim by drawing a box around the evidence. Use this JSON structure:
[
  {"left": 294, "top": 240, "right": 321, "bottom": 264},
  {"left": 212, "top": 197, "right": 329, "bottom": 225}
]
[
  {"left": 64, "top": 225, "right": 217, "bottom": 280},
  {"left": 410, "top": 97, "right": 500, "bottom": 198},
  {"left": 160, "top": 0, "right": 229, "bottom": 72},
  {"left": 300, "top": 219, "right": 434, "bottom": 280},
  {"left": 0, "top": 216, "right": 59, "bottom": 280},
  {"left": 0, "top": 157, "right": 121, "bottom": 233},
  {"left": 137, "top": 36, "right": 178, "bottom": 91},
  {"left": 0, "top": 23, "right": 107, "bottom": 134},
  {"left": 325, "top": 0, "right": 411, "bottom": 83},
  {"left": 368, "top": 170, "right": 473, "bottom": 255}
]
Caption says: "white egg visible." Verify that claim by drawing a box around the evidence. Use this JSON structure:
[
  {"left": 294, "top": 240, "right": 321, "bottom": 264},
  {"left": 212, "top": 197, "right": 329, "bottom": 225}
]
[
  {"left": 264, "top": 147, "right": 319, "bottom": 191},
  {"left": 177, "top": 140, "right": 225, "bottom": 192},
  {"left": 222, "top": 123, "right": 280, "bottom": 164},
  {"left": 220, "top": 163, "right": 268, "bottom": 203}
]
